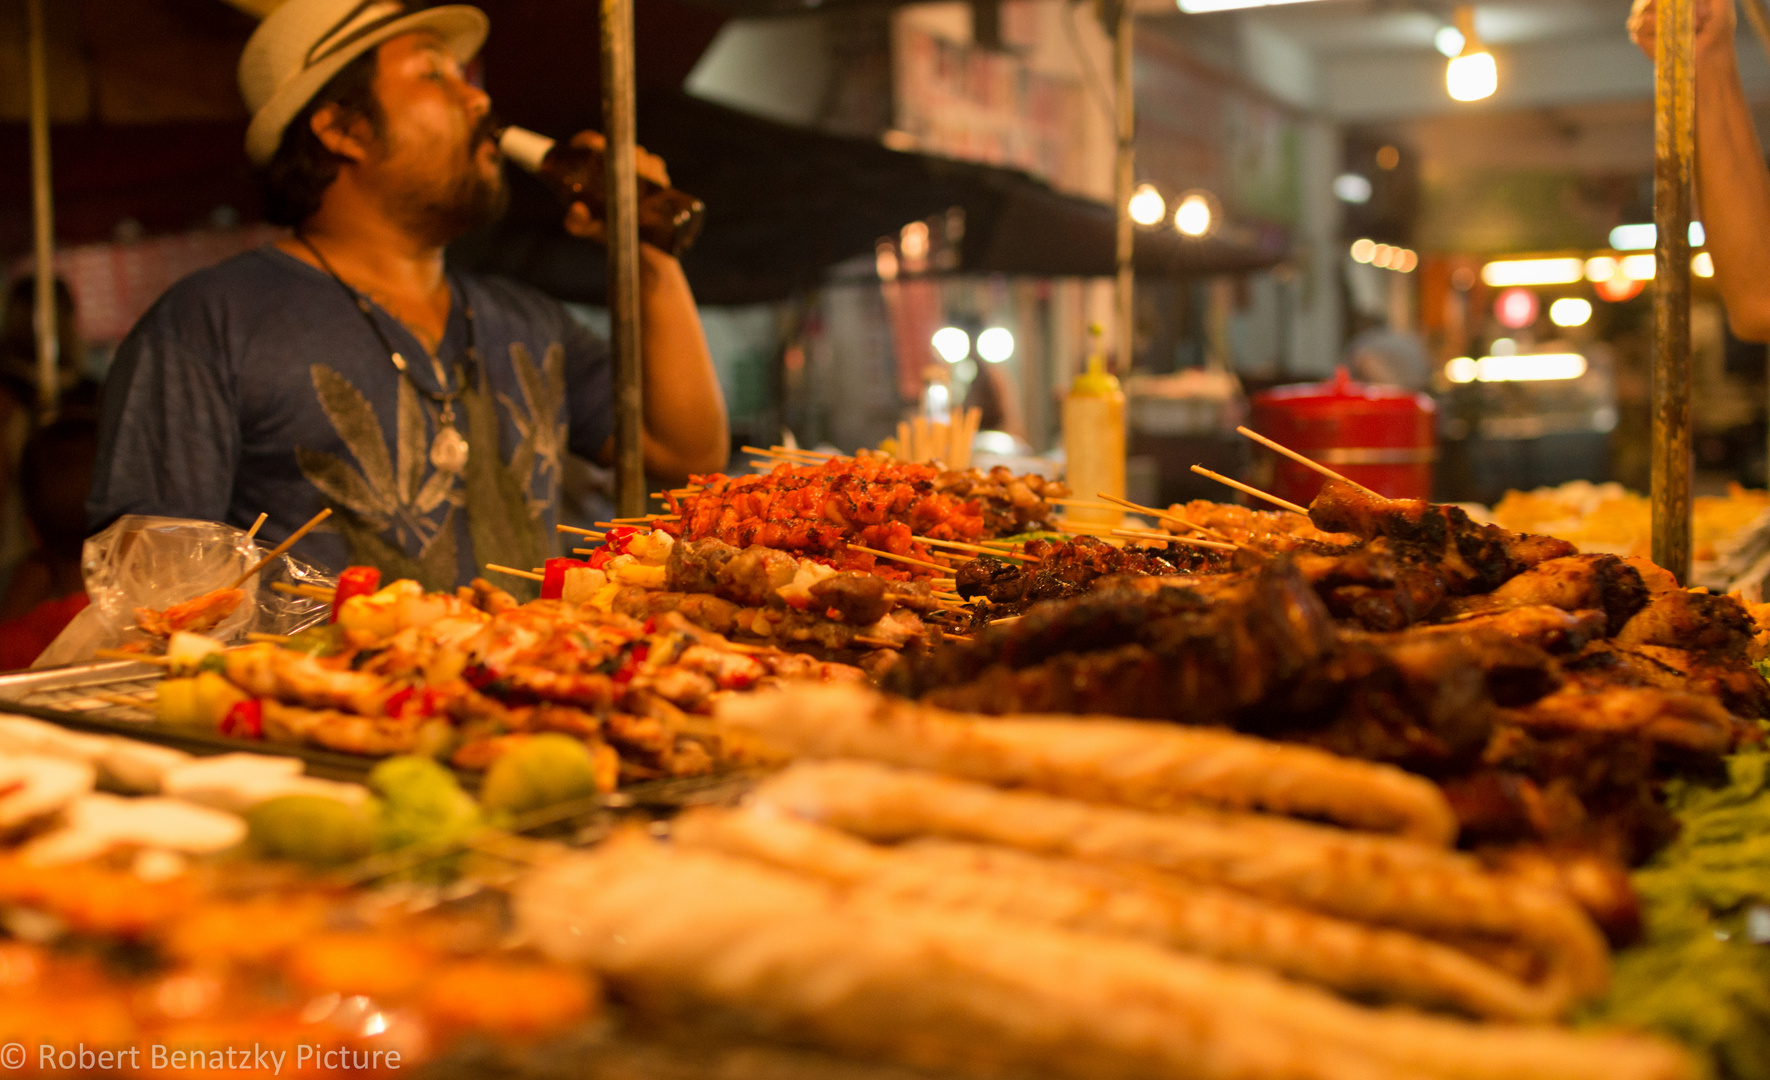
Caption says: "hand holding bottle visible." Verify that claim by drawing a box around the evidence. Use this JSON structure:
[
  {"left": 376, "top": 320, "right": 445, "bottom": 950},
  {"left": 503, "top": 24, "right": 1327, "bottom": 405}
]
[
  {"left": 560, "top": 130, "right": 673, "bottom": 246},
  {"left": 499, "top": 123, "right": 704, "bottom": 257}
]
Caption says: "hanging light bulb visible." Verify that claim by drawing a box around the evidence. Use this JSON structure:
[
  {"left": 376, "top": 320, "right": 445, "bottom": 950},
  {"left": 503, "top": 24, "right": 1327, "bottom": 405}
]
[
  {"left": 1128, "top": 184, "right": 1167, "bottom": 226},
  {"left": 1445, "top": 6, "right": 1496, "bottom": 102}
]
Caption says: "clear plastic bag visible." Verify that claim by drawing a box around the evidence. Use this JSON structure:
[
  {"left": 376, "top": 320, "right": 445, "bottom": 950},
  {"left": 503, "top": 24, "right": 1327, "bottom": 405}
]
[{"left": 35, "top": 516, "right": 336, "bottom": 667}]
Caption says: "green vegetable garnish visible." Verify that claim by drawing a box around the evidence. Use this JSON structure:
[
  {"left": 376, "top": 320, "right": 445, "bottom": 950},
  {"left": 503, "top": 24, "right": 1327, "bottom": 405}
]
[
  {"left": 245, "top": 795, "right": 378, "bottom": 867},
  {"left": 1581, "top": 746, "right": 1770, "bottom": 1078},
  {"left": 368, "top": 755, "right": 483, "bottom": 852},
  {"left": 479, "top": 734, "right": 604, "bottom": 817}
]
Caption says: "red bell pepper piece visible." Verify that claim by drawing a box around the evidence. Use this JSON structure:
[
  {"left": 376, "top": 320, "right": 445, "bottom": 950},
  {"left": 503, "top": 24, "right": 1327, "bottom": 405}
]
[
  {"left": 221, "top": 700, "right": 263, "bottom": 739},
  {"left": 604, "top": 526, "right": 641, "bottom": 553},
  {"left": 329, "top": 566, "right": 382, "bottom": 622},
  {"left": 541, "top": 557, "right": 589, "bottom": 600}
]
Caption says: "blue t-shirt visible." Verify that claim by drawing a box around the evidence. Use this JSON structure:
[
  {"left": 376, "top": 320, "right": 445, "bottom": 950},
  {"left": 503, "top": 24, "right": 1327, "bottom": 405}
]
[{"left": 88, "top": 245, "right": 613, "bottom": 590}]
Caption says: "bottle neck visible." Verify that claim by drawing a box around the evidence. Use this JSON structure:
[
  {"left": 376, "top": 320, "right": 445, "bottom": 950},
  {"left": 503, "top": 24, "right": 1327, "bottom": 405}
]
[{"left": 497, "top": 124, "right": 557, "bottom": 174}]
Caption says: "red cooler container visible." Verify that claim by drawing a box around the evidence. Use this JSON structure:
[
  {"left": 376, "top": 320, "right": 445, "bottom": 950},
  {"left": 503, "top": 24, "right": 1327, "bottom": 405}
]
[{"left": 1249, "top": 367, "right": 1436, "bottom": 504}]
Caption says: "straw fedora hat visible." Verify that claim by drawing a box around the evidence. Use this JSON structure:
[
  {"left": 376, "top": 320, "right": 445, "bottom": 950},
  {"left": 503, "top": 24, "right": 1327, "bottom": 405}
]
[{"left": 240, "top": 0, "right": 488, "bottom": 166}]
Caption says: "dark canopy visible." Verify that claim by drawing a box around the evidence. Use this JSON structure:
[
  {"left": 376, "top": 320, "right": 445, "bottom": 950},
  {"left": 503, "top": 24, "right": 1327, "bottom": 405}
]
[{"left": 451, "top": 92, "right": 1289, "bottom": 305}]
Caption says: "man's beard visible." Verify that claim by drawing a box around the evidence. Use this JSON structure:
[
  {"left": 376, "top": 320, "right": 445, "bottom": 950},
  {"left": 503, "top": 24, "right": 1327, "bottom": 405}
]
[{"left": 386, "top": 117, "right": 509, "bottom": 243}]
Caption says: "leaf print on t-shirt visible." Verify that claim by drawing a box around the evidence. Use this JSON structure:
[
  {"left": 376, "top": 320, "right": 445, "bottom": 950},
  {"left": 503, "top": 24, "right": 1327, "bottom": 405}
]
[{"left": 296, "top": 363, "right": 460, "bottom": 588}]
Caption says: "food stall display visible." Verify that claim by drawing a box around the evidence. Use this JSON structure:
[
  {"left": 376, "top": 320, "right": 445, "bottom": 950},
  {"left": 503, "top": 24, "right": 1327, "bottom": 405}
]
[{"left": 0, "top": 446, "right": 1765, "bottom": 1078}]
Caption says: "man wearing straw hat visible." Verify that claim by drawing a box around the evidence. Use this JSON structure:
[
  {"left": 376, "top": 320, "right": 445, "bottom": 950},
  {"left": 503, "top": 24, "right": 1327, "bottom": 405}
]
[{"left": 87, "top": 0, "right": 728, "bottom": 589}]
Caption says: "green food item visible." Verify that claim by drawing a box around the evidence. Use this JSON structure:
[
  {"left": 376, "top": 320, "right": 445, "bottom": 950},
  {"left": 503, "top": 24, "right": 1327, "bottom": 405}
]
[
  {"left": 283, "top": 623, "right": 347, "bottom": 657},
  {"left": 1582, "top": 747, "right": 1770, "bottom": 1079},
  {"left": 479, "top": 734, "right": 604, "bottom": 817},
  {"left": 245, "top": 795, "right": 378, "bottom": 866},
  {"left": 368, "top": 755, "right": 483, "bottom": 852}
]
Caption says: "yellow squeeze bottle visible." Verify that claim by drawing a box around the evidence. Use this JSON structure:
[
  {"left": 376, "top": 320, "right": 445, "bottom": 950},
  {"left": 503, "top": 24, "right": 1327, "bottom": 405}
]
[{"left": 1062, "top": 330, "right": 1125, "bottom": 527}]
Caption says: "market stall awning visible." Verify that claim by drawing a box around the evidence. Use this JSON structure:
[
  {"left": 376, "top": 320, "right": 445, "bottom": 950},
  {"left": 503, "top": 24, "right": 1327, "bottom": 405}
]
[{"left": 449, "top": 92, "right": 1291, "bottom": 306}]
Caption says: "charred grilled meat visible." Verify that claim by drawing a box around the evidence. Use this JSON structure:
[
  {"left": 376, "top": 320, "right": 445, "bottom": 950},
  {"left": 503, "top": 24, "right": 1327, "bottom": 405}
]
[
  {"left": 898, "top": 559, "right": 1341, "bottom": 727},
  {"left": 1310, "top": 479, "right": 1577, "bottom": 594},
  {"left": 1436, "top": 555, "right": 1649, "bottom": 636},
  {"left": 1613, "top": 587, "right": 1756, "bottom": 658},
  {"left": 953, "top": 536, "right": 1192, "bottom": 626}
]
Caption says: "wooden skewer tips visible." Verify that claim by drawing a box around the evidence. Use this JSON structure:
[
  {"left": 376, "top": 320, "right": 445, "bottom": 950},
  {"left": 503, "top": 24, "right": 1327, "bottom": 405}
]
[
  {"left": 1235, "top": 425, "right": 1380, "bottom": 498},
  {"left": 485, "top": 563, "right": 545, "bottom": 582},
  {"left": 1189, "top": 465, "right": 1309, "bottom": 516},
  {"left": 229, "top": 508, "right": 332, "bottom": 590}
]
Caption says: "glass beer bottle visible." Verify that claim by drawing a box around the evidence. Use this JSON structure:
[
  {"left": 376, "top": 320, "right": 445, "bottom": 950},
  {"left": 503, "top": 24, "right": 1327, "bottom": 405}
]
[{"left": 498, "top": 124, "right": 705, "bottom": 257}]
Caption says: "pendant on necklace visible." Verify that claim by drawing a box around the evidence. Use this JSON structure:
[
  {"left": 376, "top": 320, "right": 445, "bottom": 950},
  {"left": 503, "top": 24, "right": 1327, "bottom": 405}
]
[{"left": 430, "top": 425, "right": 470, "bottom": 474}]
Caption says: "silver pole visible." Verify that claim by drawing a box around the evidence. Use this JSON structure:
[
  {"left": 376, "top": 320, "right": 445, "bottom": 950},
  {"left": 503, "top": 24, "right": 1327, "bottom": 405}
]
[
  {"left": 1651, "top": 0, "right": 1694, "bottom": 582},
  {"left": 1112, "top": 1, "right": 1134, "bottom": 374},
  {"left": 601, "top": 0, "right": 644, "bottom": 517},
  {"left": 26, "top": 0, "right": 59, "bottom": 424}
]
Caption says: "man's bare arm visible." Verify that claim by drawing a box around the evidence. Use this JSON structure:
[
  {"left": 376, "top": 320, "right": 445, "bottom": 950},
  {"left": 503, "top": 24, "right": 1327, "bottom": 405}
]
[
  {"left": 565, "top": 133, "right": 730, "bottom": 481},
  {"left": 1632, "top": 0, "right": 1770, "bottom": 339}
]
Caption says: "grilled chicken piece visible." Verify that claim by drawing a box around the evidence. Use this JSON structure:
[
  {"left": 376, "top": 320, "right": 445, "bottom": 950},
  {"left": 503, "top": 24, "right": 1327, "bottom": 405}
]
[
  {"left": 135, "top": 588, "right": 246, "bottom": 638},
  {"left": 1568, "top": 641, "right": 1770, "bottom": 720},
  {"left": 1614, "top": 588, "right": 1755, "bottom": 659},
  {"left": 665, "top": 537, "right": 740, "bottom": 595},
  {"left": 1437, "top": 555, "right": 1649, "bottom": 635},
  {"left": 901, "top": 558, "right": 1341, "bottom": 725},
  {"left": 1396, "top": 606, "right": 1608, "bottom": 655},
  {"left": 1497, "top": 681, "right": 1746, "bottom": 756},
  {"left": 464, "top": 577, "right": 520, "bottom": 615},
  {"left": 1309, "top": 479, "right": 1576, "bottom": 594},
  {"left": 1292, "top": 538, "right": 1448, "bottom": 630},
  {"left": 808, "top": 572, "right": 890, "bottom": 625}
]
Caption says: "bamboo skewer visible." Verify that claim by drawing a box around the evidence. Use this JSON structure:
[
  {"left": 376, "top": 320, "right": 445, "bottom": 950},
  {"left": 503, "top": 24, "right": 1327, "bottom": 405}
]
[
  {"left": 246, "top": 632, "right": 292, "bottom": 643},
  {"left": 917, "top": 536, "right": 1039, "bottom": 562},
  {"left": 846, "top": 544, "right": 951, "bottom": 574},
  {"left": 1094, "top": 492, "right": 1238, "bottom": 544},
  {"left": 597, "top": 516, "right": 676, "bottom": 527},
  {"left": 245, "top": 513, "right": 268, "bottom": 540},
  {"left": 853, "top": 635, "right": 897, "bottom": 648},
  {"left": 1110, "top": 528, "right": 1238, "bottom": 551},
  {"left": 91, "top": 690, "right": 152, "bottom": 709},
  {"left": 94, "top": 650, "right": 168, "bottom": 665},
  {"left": 1189, "top": 466, "right": 1308, "bottom": 515},
  {"left": 272, "top": 582, "right": 336, "bottom": 601},
  {"left": 228, "top": 508, "right": 332, "bottom": 590},
  {"left": 485, "top": 564, "right": 545, "bottom": 582},
  {"left": 556, "top": 524, "right": 608, "bottom": 539},
  {"left": 1235, "top": 426, "right": 1379, "bottom": 498}
]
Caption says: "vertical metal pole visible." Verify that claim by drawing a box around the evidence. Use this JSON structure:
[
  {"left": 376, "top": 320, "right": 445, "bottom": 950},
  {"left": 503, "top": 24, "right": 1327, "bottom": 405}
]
[
  {"left": 1649, "top": 0, "right": 1692, "bottom": 580},
  {"left": 26, "top": 0, "right": 59, "bottom": 424},
  {"left": 1112, "top": 1, "right": 1134, "bottom": 374},
  {"left": 602, "top": 0, "right": 644, "bottom": 517},
  {"left": 1651, "top": 0, "right": 1694, "bottom": 582}
]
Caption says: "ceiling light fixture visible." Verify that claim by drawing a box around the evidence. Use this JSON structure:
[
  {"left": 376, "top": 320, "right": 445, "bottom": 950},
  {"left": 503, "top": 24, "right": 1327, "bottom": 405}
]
[
  {"left": 1128, "top": 184, "right": 1167, "bottom": 226},
  {"left": 1481, "top": 258, "right": 1584, "bottom": 287},
  {"left": 1608, "top": 222, "right": 1706, "bottom": 250},
  {"left": 1444, "top": 353, "right": 1588, "bottom": 384},
  {"left": 932, "top": 327, "right": 970, "bottom": 364},
  {"left": 1333, "top": 173, "right": 1373, "bottom": 204},
  {"left": 1445, "top": 6, "right": 1496, "bottom": 102},
  {"left": 1174, "top": 191, "right": 1217, "bottom": 237}
]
